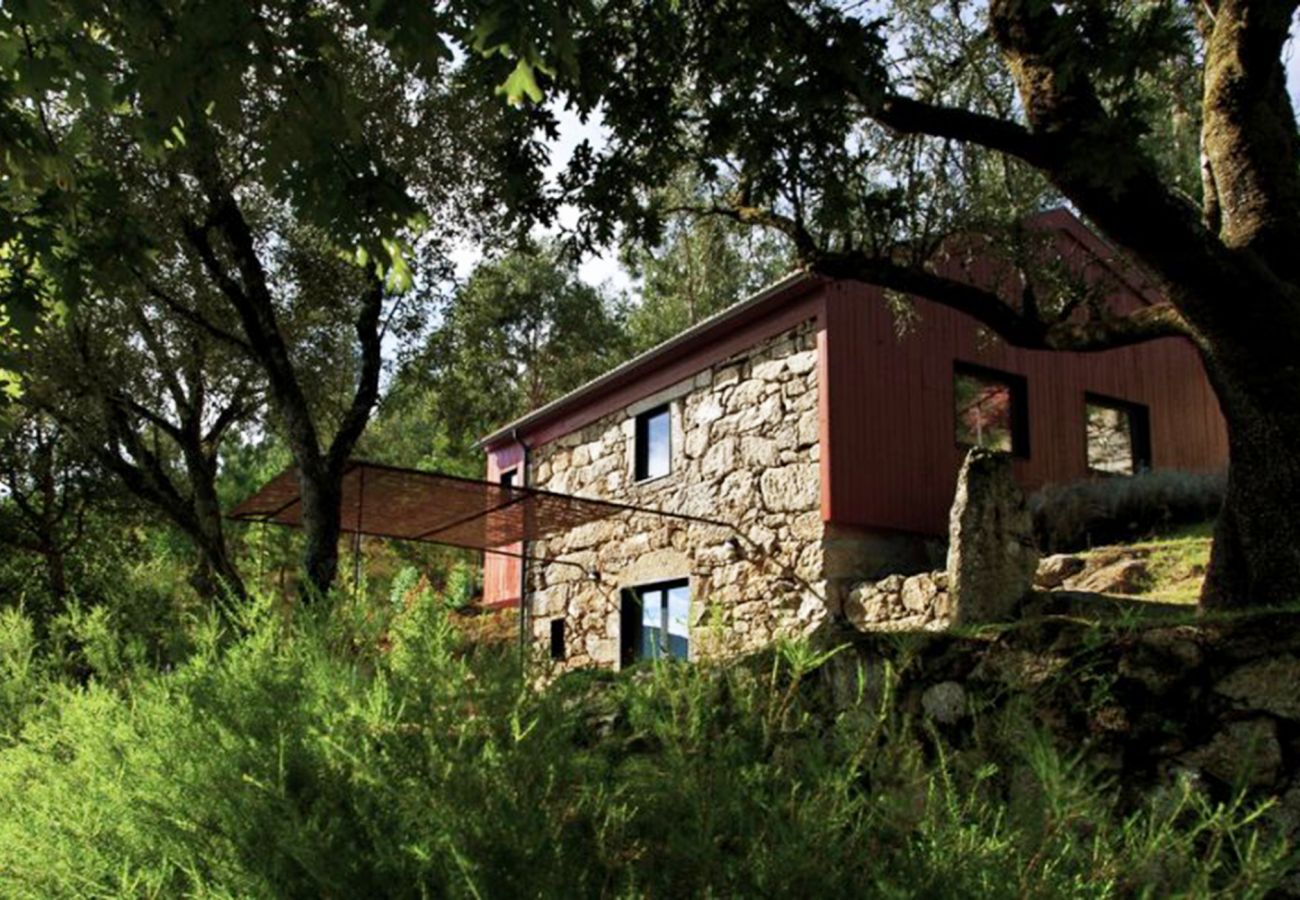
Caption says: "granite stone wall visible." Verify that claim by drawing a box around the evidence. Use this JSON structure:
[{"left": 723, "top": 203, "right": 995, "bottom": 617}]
[{"left": 526, "top": 320, "right": 826, "bottom": 670}]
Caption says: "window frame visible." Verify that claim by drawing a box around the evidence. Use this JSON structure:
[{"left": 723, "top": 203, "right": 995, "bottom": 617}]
[
  {"left": 1084, "top": 393, "right": 1152, "bottom": 476},
  {"left": 633, "top": 403, "right": 673, "bottom": 483},
  {"left": 620, "top": 578, "right": 691, "bottom": 666},
  {"left": 953, "top": 361, "right": 1031, "bottom": 459}
]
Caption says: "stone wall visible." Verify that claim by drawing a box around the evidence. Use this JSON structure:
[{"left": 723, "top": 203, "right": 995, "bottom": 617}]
[{"left": 527, "top": 320, "right": 826, "bottom": 670}]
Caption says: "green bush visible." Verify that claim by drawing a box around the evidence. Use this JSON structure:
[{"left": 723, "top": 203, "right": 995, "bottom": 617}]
[
  {"left": 1030, "top": 469, "right": 1226, "bottom": 552},
  {"left": 0, "top": 591, "right": 1289, "bottom": 898}
]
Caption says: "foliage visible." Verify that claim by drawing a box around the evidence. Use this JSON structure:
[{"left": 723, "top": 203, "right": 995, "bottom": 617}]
[
  {"left": 378, "top": 241, "right": 632, "bottom": 462},
  {"left": 1030, "top": 470, "right": 1226, "bottom": 553},
  {"left": 620, "top": 171, "right": 794, "bottom": 351},
  {"left": 0, "top": 591, "right": 1290, "bottom": 897}
]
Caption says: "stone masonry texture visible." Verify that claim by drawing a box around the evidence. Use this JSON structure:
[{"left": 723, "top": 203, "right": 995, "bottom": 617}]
[{"left": 526, "top": 321, "right": 826, "bottom": 670}]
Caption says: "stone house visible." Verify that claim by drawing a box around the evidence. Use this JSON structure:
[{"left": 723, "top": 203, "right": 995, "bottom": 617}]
[{"left": 478, "top": 211, "right": 1229, "bottom": 670}]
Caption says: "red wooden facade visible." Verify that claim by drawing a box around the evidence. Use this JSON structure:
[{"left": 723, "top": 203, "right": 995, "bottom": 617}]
[{"left": 482, "top": 213, "right": 1229, "bottom": 605}]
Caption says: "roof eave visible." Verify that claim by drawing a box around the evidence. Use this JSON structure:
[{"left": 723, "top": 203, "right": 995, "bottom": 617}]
[{"left": 474, "top": 269, "right": 819, "bottom": 450}]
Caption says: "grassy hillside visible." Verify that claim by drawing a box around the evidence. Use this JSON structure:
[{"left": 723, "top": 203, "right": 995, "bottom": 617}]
[
  {"left": 1080, "top": 521, "right": 1215, "bottom": 605},
  {"left": 0, "top": 575, "right": 1292, "bottom": 898}
]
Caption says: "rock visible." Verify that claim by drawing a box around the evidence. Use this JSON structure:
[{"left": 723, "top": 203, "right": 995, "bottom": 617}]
[
  {"left": 922, "top": 681, "right": 968, "bottom": 724},
  {"left": 1180, "top": 718, "right": 1282, "bottom": 788},
  {"left": 901, "top": 573, "right": 940, "bottom": 613},
  {"left": 844, "top": 583, "right": 880, "bottom": 629},
  {"left": 1035, "top": 554, "right": 1086, "bottom": 589},
  {"left": 759, "top": 464, "right": 819, "bottom": 512},
  {"left": 1072, "top": 558, "right": 1151, "bottom": 595},
  {"left": 878, "top": 574, "right": 905, "bottom": 594},
  {"left": 1215, "top": 655, "right": 1300, "bottom": 720},
  {"left": 946, "top": 448, "right": 1040, "bottom": 625},
  {"left": 786, "top": 349, "right": 818, "bottom": 375}
]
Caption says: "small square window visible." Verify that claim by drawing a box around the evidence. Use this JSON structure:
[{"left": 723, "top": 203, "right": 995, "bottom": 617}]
[
  {"left": 954, "top": 363, "right": 1029, "bottom": 456},
  {"left": 1086, "top": 396, "right": 1151, "bottom": 475},
  {"left": 634, "top": 404, "right": 672, "bottom": 481},
  {"left": 620, "top": 580, "right": 690, "bottom": 665},
  {"left": 549, "top": 619, "right": 566, "bottom": 661}
]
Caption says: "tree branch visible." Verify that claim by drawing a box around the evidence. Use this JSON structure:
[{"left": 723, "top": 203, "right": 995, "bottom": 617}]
[
  {"left": 872, "top": 95, "right": 1045, "bottom": 166},
  {"left": 811, "top": 247, "right": 1191, "bottom": 351},
  {"left": 325, "top": 274, "right": 385, "bottom": 476}
]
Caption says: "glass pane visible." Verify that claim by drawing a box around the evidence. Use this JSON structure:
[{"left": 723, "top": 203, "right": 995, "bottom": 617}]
[
  {"left": 666, "top": 585, "right": 690, "bottom": 661},
  {"left": 1087, "top": 404, "right": 1134, "bottom": 474},
  {"left": 640, "top": 589, "right": 664, "bottom": 660},
  {"left": 955, "top": 373, "right": 1014, "bottom": 452},
  {"left": 645, "top": 408, "right": 671, "bottom": 479}
]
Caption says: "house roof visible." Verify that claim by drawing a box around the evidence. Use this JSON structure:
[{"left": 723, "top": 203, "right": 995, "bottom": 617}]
[{"left": 475, "top": 269, "right": 820, "bottom": 448}]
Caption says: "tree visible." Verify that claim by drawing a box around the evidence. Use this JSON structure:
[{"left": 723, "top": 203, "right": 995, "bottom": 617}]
[
  {"left": 621, "top": 172, "right": 793, "bottom": 352},
  {"left": 0, "top": 409, "right": 92, "bottom": 620},
  {"left": 0, "top": 1, "right": 543, "bottom": 598},
  {"left": 509, "top": 0, "right": 1300, "bottom": 610},
  {"left": 21, "top": 283, "right": 261, "bottom": 601},
  {"left": 384, "top": 242, "right": 631, "bottom": 462}
]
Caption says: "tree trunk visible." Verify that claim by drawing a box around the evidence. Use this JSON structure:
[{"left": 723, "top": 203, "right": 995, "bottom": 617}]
[
  {"left": 298, "top": 465, "right": 343, "bottom": 601},
  {"left": 43, "top": 546, "right": 68, "bottom": 604},
  {"left": 1200, "top": 351, "right": 1300, "bottom": 609}
]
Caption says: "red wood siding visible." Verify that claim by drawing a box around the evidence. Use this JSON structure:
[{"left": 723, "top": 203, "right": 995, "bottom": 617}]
[
  {"left": 483, "top": 442, "right": 524, "bottom": 607},
  {"left": 821, "top": 280, "right": 1228, "bottom": 535}
]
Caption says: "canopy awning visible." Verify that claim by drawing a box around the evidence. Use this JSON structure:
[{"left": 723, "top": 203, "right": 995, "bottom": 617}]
[{"left": 227, "top": 460, "right": 727, "bottom": 556}]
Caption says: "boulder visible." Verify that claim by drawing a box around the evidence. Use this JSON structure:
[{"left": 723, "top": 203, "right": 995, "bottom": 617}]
[
  {"left": 1214, "top": 655, "right": 1300, "bottom": 720},
  {"left": 946, "top": 448, "right": 1040, "bottom": 625},
  {"left": 1035, "top": 554, "right": 1086, "bottom": 589},
  {"left": 1072, "top": 558, "right": 1151, "bottom": 595},
  {"left": 1180, "top": 718, "right": 1282, "bottom": 788}
]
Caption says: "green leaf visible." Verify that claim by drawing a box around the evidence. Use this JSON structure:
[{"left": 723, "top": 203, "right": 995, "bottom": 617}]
[{"left": 497, "top": 58, "right": 543, "bottom": 106}]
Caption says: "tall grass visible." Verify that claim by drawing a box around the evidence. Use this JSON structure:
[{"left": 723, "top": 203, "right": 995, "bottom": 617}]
[{"left": 0, "top": 580, "right": 1289, "bottom": 898}]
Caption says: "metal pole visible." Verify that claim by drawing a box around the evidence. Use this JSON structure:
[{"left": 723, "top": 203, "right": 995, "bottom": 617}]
[
  {"left": 352, "top": 466, "right": 365, "bottom": 594},
  {"left": 513, "top": 430, "right": 531, "bottom": 674}
]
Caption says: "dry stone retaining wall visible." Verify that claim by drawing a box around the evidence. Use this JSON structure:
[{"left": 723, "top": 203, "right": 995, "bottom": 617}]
[{"left": 527, "top": 320, "right": 827, "bottom": 670}]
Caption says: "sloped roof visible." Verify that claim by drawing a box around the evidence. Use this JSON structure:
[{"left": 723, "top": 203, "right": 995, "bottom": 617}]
[{"left": 475, "top": 270, "right": 819, "bottom": 448}]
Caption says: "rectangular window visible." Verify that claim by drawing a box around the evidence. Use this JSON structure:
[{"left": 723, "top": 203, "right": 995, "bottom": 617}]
[
  {"left": 954, "top": 363, "right": 1029, "bottom": 457},
  {"left": 620, "top": 579, "right": 690, "bottom": 665},
  {"left": 634, "top": 404, "right": 672, "bottom": 481},
  {"left": 1086, "top": 395, "right": 1151, "bottom": 475},
  {"left": 549, "top": 619, "right": 566, "bottom": 661},
  {"left": 500, "top": 468, "right": 516, "bottom": 490}
]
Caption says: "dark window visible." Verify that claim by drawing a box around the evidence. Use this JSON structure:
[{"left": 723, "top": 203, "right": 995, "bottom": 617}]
[
  {"left": 500, "top": 468, "right": 516, "bottom": 490},
  {"left": 620, "top": 579, "right": 690, "bottom": 665},
  {"left": 549, "top": 619, "right": 566, "bottom": 661},
  {"left": 1085, "top": 395, "right": 1151, "bottom": 475},
  {"left": 634, "top": 404, "right": 672, "bottom": 481},
  {"left": 954, "top": 363, "right": 1029, "bottom": 457}
]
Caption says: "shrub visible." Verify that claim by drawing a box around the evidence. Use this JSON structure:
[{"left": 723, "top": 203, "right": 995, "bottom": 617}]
[
  {"left": 1030, "top": 468, "right": 1226, "bottom": 552},
  {"left": 0, "top": 593, "right": 1290, "bottom": 898}
]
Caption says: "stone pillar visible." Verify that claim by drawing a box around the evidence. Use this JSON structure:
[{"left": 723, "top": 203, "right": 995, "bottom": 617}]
[{"left": 946, "top": 448, "right": 1039, "bottom": 625}]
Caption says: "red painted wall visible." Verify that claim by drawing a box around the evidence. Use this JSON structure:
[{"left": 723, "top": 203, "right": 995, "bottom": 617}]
[
  {"left": 483, "top": 442, "right": 524, "bottom": 608},
  {"left": 820, "top": 277, "right": 1228, "bottom": 535}
]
